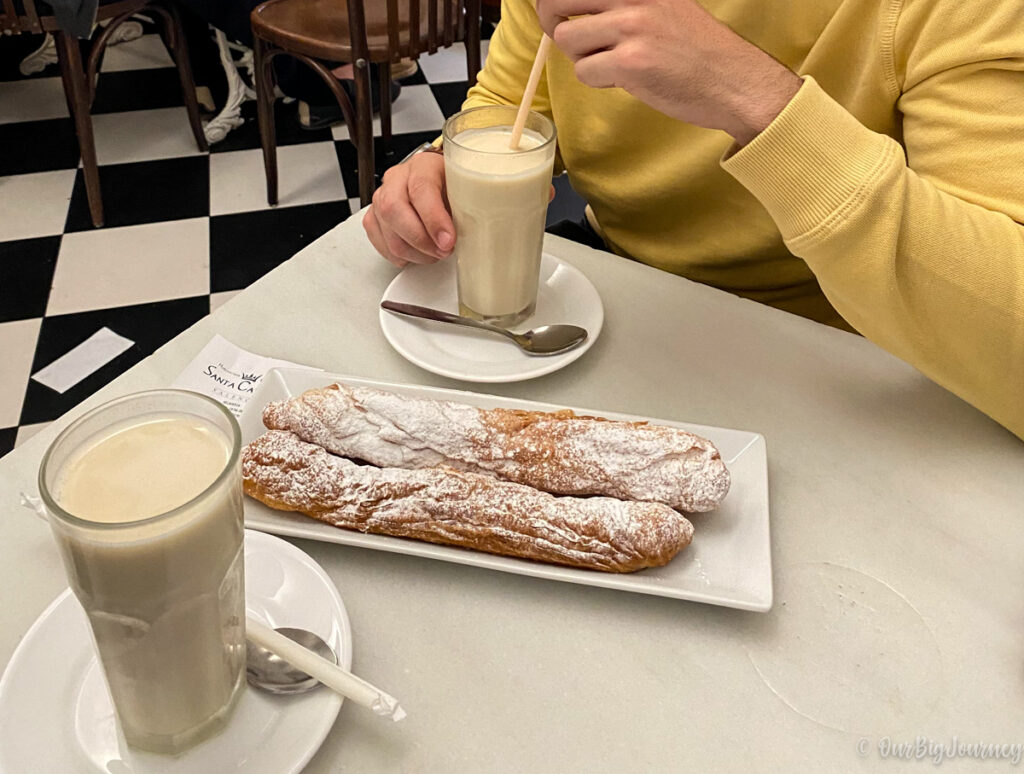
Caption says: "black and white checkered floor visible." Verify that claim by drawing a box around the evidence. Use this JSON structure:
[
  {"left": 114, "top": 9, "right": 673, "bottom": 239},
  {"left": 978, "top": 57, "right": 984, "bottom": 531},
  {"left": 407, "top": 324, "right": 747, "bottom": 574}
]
[{"left": 0, "top": 24, "right": 586, "bottom": 458}]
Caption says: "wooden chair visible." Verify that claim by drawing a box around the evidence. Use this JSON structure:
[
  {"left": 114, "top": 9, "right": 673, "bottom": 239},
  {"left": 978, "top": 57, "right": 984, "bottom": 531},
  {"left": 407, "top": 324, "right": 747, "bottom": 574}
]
[
  {"left": 250, "top": 0, "right": 482, "bottom": 208},
  {"left": 0, "top": 0, "right": 208, "bottom": 227},
  {"left": 480, "top": 0, "right": 499, "bottom": 25}
]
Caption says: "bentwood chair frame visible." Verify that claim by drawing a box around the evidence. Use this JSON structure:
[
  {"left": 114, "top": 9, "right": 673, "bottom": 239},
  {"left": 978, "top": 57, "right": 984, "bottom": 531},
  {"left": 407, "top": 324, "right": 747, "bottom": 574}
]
[
  {"left": 0, "top": 0, "right": 208, "bottom": 227},
  {"left": 250, "top": 0, "right": 482, "bottom": 208}
]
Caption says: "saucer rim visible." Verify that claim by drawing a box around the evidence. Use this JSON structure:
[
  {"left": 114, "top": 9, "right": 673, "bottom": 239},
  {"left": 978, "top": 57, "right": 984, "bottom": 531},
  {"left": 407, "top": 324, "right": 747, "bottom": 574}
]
[{"left": 378, "top": 252, "right": 604, "bottom": 383}]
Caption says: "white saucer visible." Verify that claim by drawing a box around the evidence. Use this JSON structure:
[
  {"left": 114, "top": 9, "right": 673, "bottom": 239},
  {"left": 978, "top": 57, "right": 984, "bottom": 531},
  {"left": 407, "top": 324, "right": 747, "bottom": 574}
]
[
  {"left": 0, "top": 530, "right": 351, "bottom": 774},
  {"left": 379, "top": 253, "right": 604, "bottom": 382}
]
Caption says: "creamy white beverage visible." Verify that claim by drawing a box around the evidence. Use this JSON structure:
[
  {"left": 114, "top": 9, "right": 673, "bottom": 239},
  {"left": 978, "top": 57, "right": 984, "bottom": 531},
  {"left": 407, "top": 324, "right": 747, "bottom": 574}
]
[
  {"left": 59, "top": 415, "right": 230, "bottom": 522},
  {"left": 47, "top": 408, "right": 245, "bottom": 755},
  {"left": 444, "top": 112, "right": 556, "bottom": 326}
]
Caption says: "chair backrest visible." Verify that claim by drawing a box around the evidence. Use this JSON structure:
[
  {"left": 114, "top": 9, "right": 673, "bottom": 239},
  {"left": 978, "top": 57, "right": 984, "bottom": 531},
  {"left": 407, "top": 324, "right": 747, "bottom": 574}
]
[
  {"left": 347, "top": 0, "right": 482, "bottom": 64},
  {"left": 1, "top": 0, "right": 42, "bottom": 34}
]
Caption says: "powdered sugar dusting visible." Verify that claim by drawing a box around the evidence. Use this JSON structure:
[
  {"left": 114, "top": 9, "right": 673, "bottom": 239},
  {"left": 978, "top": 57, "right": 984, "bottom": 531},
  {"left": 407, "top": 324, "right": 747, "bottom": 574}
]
[
  {"left": 262, "top": 383, "right": 730, "bottom": 512},
  {"left": 243, "top": 430, "right": 694, "bottom": 573}
]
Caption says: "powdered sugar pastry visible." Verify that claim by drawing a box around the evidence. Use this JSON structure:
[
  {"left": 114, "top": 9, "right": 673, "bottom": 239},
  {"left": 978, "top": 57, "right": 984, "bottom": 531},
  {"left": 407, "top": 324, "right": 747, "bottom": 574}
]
[
  {"left": 242, "top": 430, "right": 694, "bottom": 573},
  {"left": 262, "top": 383, "right": 730, "bottom": 512}
]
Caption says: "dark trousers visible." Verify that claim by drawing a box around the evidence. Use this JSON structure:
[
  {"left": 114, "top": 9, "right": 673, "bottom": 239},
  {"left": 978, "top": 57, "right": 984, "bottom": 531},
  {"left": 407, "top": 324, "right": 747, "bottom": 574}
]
[
  {"left": 546, "top": 216, "right": 607, "bottom": 252},
  {"left": 176, "top": 0, "right": 342, "bottom": 104}
]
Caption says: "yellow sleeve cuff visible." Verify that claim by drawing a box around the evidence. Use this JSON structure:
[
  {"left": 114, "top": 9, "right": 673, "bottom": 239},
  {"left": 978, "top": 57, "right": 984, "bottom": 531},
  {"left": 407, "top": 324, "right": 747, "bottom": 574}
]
[{"left": 721, "top": 76, "right": 900, "bottom": 243}]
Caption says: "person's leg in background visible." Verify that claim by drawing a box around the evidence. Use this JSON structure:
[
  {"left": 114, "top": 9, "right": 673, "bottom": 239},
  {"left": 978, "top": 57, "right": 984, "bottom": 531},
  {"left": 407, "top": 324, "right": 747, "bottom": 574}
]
[
  {"left": 174, "top": 0, "right": 401, "bottom": 130},
  {"left": 295, "top": 62, "right": 402, "bottom": 131},
  {"left": 174, "top": 1, "right": 228, "bottom": 112}
]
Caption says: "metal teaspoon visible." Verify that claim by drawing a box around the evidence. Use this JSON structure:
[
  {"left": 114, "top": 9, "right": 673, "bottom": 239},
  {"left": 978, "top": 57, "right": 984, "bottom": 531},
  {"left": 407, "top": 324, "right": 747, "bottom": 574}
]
[
  {"left": 381, "top": 300, "right": 588, "bottom": 356},
  {"left": 246, "top": 627, "right": 336, "bottom": 695}
]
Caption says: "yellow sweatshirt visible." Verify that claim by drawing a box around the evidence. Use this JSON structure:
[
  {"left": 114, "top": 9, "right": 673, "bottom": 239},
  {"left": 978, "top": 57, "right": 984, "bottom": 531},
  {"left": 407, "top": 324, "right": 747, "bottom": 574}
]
[{"left": 464, "top": 0, "right": 1024, "bottom": 439}]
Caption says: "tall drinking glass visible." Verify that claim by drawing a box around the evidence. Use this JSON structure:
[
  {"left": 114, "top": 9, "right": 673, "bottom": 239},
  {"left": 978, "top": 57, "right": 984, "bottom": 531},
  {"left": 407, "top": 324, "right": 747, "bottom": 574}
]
[
  {"left": 38, "top": 390, "right": 246, "bottom": 755},
  {"left": 443, "top": 105, "right": 557, "bottom": 327}
]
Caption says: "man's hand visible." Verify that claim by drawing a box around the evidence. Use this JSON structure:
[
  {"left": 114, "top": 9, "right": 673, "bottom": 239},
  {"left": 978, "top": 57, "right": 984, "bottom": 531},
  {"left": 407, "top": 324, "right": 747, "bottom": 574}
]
[
  {"left": 363, "top": 151, "right": 454, "bottom": 268},
  {"left": 364, "top": 151, "right": 558, "bottom": 267},
  {"left": 536, "top": 0, "right": 802, "bottom": 145}
]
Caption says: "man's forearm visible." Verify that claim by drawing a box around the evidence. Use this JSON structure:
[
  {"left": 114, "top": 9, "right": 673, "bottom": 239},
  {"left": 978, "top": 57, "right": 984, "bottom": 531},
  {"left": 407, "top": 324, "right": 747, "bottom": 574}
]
[{"left": 724, "top": 77, "right": 1024, "bottom": 439}]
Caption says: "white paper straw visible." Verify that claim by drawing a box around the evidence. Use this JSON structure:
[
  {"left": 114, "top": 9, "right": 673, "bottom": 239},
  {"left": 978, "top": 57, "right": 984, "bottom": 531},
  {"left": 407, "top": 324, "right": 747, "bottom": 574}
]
[
  {"left": 246, "top": 617, "right": 406, "bottom": 721},
  {"left": 509, "top": 34, "right": 553, "bottom": 149}
]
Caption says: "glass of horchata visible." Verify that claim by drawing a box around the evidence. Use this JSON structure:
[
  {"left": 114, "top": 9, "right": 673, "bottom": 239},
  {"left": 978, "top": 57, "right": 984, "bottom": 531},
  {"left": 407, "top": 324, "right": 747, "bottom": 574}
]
[
  {"left": 38, "top": 390, "right": 246, "bottom": 755},
  {"left": 443, "top": 104, "right": 557, "bottom": 328}
]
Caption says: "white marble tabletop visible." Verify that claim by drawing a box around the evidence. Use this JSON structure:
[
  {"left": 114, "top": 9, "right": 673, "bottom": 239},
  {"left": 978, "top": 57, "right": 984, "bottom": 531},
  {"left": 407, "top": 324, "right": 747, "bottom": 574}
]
[{"left": 2, "top": 214, "right": 1021, "bottom": 772}]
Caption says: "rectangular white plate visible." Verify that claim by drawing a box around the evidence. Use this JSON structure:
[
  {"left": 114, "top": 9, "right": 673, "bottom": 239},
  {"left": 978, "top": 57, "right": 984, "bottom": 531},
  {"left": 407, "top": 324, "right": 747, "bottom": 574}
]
[{"left": 240, "top": 369, "right": 772, "bottom": 611}]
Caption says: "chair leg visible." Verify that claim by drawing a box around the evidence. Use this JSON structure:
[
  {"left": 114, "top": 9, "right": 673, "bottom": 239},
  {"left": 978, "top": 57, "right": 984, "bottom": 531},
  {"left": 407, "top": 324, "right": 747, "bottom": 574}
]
[
  {"left": 466, "top": 9, "right": 482, "bottom": 88},
  {"left": 353, "top": 60, "right": 375, "bottom": 207},
  {"left": 254, "top": 38, "right": 279, "bottom": 206},
  {"left": 55, "top": 32, "right": 103, "bottom": 228},
  {"left": 378, "top": 60, "right": 393, "bottom": 141},
  {"left": 150, "top": 2, "right": 209, "bottom": 152}
]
